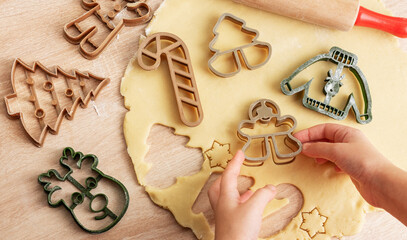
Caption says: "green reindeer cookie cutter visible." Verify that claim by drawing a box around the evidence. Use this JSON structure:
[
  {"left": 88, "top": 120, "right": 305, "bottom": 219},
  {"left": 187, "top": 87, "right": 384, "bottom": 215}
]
[
  {"left": 38, "top": 147, "right": 129, "bottom": 234},
  {"left": 280, "top": 47, "right": 372, "bottom": 124}
]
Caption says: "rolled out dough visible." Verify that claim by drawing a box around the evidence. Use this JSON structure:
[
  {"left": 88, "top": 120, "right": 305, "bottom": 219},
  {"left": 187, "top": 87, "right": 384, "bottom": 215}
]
[{"left": 121, "top": 0, "right": 407, "bottom": 239}]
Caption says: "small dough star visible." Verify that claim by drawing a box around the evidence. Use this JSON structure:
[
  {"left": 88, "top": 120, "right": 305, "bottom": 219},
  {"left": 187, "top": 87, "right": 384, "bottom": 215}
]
[
  {"left": 300, "top": 208, "right": 328, "bottom": 238},
  {"left": 204, "top": 141, "right": 233, "bottom": 169}
]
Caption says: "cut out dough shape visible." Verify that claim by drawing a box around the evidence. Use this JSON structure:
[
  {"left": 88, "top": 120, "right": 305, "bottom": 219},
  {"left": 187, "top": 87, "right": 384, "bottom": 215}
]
[
  {"left": 259, "top": 183, "right": 304, "bottom": 238},
  {"left": 300, "top": 208, "right": 328, "bottom": 238},
  {"left": 204, "top": 141, "right": 233, "bottom": 169},
  {"left": 121, "top": 0, "right": 407, "bottom": 239},
  {"left": 144, "top": 124, "right": 204, "bottom": 188}
]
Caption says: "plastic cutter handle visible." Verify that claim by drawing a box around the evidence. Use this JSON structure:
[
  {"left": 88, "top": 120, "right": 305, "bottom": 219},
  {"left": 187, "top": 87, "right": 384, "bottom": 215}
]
[{"left": 355, "top": 6, "right": 407, "bottom": 38}]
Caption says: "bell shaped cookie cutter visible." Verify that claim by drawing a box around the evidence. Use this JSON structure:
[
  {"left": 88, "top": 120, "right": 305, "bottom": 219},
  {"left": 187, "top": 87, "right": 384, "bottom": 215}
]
[
  {"left": 280, "top": 47, "right": 372, "bottom": 124},
  {"left": 208, "top": 13, "right": 272, "bottom": 78},
  {"left": 38, "top": 147, "right": 130, "bottom": 234},
  {"left": 237, "top": 99, "right": 302, "bottom": 166},
  {"left": 64, "top": 0, "right": 153, "bottom": 59},
  {"left": 137, "top": 32, "right": 204, "bottom": 127}
]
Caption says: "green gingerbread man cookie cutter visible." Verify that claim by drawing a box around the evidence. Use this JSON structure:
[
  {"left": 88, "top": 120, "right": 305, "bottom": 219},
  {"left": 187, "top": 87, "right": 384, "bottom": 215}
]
[
  {"left": 38, "top": 147, "right": 129, "bottom": 234},
  {"left": 281, "top": 46, "right": 372, "bottom": 124}
]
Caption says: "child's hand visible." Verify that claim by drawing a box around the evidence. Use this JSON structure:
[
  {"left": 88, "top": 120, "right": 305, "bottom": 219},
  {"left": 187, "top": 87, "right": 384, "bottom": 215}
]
[
  {"left": 294, "top": 123, "right": 392, "bottom": 207},
  {"left": 208, "top": 150, "right": 277, "bottom": 240}
]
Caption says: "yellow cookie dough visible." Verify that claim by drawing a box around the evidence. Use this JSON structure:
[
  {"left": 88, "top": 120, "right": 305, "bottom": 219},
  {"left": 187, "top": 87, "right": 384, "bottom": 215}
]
[{"left": 121, "top": 0, "right": 407, "bottom": 239}]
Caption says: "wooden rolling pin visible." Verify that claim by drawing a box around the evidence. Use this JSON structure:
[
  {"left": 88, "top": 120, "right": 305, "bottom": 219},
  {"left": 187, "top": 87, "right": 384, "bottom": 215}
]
[{"left": 233, "top": 0, "right": 407, "bottom": 38}]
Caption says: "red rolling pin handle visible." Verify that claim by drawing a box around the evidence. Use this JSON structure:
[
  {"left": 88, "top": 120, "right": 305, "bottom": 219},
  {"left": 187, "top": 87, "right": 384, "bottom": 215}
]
[{"left": 355, "top": 6, "right": 407, "bottom": 38}]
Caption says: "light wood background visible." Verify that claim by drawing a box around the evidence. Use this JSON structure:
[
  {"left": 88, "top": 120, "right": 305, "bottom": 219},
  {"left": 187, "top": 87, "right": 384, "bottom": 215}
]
[{"left": 1, "top": 0, "right": 407, "bottom": 239}]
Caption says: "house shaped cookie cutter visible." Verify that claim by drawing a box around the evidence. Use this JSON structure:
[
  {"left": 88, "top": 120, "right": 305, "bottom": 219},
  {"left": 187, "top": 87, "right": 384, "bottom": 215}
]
[
  {"left": 208, "top": 13, "right": 272, "bottom": 78},
  {"left": 237, "top": 99, "right": 302, "bottom": 166},
  {"left": 280, "top": 47, "right": 372, "bottom": 124}
]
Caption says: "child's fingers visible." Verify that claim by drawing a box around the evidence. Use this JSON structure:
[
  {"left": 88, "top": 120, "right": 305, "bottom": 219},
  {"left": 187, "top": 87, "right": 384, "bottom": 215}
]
[
  {"left": 302, "top": 142, "right": 346, "bottom": 164},
  {"left": 245, "top": 185, "right": 276, "bottom": 214},
  {"left": 294, "top": 123, "right": 351, "bottom": 143},
  {"left": 239, "top": 190, "right": 254, "bottom": 203},
  {"left": 208, "top": 176, "right": 222, "bottom": 210},
  {"left": 220, "top": 150, "right": 245, "bottom": 197}
]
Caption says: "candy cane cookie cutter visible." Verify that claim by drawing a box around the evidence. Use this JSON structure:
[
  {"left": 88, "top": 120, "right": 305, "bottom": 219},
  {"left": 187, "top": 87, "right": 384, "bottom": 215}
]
[
  {"left": 237, "top": 99, "right": 302, "bottom": 166},
  {"left": 64, "top": 0, "right": 153, "bottom": 59},
  {"left": 137, "top": 32, "right": 204, "bottom": 127},
  {"left": 208, "top": 13, "right": 272, "bottom": 78}
]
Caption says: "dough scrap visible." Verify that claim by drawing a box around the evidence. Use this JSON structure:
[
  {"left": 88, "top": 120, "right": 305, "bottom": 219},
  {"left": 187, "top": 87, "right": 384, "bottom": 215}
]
[{"left": 121, "top": 0, "right": 407, "bottom": 239}]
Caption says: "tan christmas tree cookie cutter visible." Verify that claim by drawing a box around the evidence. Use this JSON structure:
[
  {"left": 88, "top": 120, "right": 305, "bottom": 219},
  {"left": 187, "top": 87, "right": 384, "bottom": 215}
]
[
  {"left": 137, "top": 32, "right": 204, "bottom": 127},
  {"left": 208, "top": 13, "right": 272, "bottom": 78},
  {"left": 237, "top": 99, "right": 302, "bottom": 166},
  {"left": 4, "top": 58, "right": 110, "bottom": 147},
  {"left": 64, "top": 0, "right": 153, "bottom": 59}
]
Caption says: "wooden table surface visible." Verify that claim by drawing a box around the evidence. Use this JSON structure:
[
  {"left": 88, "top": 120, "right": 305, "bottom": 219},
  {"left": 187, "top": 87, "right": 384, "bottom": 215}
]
[{"left": 1, "top": 0, "right": 407, "bottom": 239}]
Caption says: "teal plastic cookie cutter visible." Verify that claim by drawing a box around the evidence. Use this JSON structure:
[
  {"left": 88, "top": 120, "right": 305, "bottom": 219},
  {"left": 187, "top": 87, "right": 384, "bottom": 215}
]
[
  {"left": 281, "top": 47, "right": 372, "bottom": 124},
  {"left": 38, "top": 147, "right": 129, "bottom": 234}
]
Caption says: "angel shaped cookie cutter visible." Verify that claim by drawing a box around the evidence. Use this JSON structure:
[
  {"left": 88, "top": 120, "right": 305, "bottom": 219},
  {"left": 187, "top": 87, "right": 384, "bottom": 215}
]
[
  {"left": 237, "top": 99, "right": 302, "bottom": 166},
  {"left": 38, "top": 147, "right": 129, "bottom": 233},
  {"left": 64, "top": 0, "right": 152, "bottom": 59},
  {"left": 208, "top": 13, "right": 272, "bottom": 78},
  {"left": 280, "top": 47, "right": 372, "bottom": 124}
]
